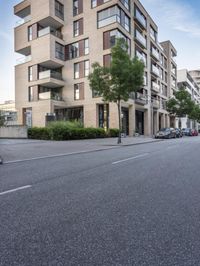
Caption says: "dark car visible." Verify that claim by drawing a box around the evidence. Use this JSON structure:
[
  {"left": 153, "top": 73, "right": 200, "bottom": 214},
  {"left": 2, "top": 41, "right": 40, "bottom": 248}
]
[
  {"left": 155, "top": 128, "right": 176, "bottom": 139},
  {"left": 175, "top": 128, "right": 183, "bottom": 138},
  {"left": 182, "top": 128, "right": 192, "bottom": 136},
  {"left": 191, "top": 129, "right": 198, "bottom": 136}
]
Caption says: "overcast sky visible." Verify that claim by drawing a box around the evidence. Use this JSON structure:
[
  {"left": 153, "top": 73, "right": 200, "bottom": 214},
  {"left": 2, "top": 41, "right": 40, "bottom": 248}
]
[{"left": 0, "top": 0, "right": 200, "bottom": 103}]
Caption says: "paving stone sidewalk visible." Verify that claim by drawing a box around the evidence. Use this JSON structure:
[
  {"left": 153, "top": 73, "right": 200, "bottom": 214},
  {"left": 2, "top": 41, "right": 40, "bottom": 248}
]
[{"left": 0, "top": 136, "right": 162, "bottom": 163}]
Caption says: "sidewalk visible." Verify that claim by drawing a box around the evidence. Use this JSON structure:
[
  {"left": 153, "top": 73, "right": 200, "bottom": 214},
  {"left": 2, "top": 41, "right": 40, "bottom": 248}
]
[{"left": 0, "top": 136, "right": 162, "bottom": 163}]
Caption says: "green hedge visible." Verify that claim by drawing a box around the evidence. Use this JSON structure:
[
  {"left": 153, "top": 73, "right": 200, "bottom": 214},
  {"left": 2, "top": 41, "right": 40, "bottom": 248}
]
[{"left": 28, "top": 126, "right": 119, "bottom": 140}]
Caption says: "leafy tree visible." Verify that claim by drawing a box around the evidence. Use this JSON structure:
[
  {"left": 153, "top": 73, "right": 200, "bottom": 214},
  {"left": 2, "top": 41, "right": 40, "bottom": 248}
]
[
  {"left": 0, "top": 110, "right": 5, "bottom": 127},
  {"left": 88, "top": 38, "right": 144, "bottom": 144},
  {"left": 188, "top": 104, "right": 200, "bottom": 122},
  {"left": 166, "top": 87, "right": 195, "bottom": 118}
]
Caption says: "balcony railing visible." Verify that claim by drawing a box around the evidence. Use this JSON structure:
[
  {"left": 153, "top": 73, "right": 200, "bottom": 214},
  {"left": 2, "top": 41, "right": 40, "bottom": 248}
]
[
  {"left": 38, "top": 27, "right": 63, "bottom": 39},
  {"left": 151, "top": 47, "right": 159, "bottom": 60},
  {"left": 39, "top": 91, "right": 63, "bottom": 101},
  {"left": 39, "top": 70, "right": 63, "bottom": 80},
  {"left": 151, "top": 65, "right": 160, "bottom": 76},
  {"left": 135, "top": 9, "right": 146, "bottom": 28},
  {"left": 16, "top": 15, "right": 31, "bottom": 26},
  {"left": 135, "top": 31, "right": 146, "bottom": 48},
  {"left": 16, "top": 55, "right": 31, "bottom": 65},
  {"left": 135, "top": 92, "right": 147, "bottom": 105},
  {"left": 136, "top": 51, "right": 146, "bottom": 66},
  {"left": 152, "top": 82, "right": 160, "bottom": 93},
  {"left": 152, "top": 99, "right": 160, "bottom": 108}
]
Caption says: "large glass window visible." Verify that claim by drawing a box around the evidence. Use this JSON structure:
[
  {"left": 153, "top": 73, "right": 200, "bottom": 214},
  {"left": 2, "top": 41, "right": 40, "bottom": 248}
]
[
  {"left": 73, "top": 0, "right": 83, "bottom": 16},
  {"left": 28, "top": 87, "right": 33, "bottom": 102},
  {"left": 55, "top": 42, "right": 65, "bottom": 60},
  {"left": 28, "top": 66, "right": 33, "bottom": 81},
  {"left": 55, "top": 0, "right": 64, "bottom": 20},
  {"left": 28, "top": 26, "right": 32, "bottom": 41},
  {"left": 98, "top": 6, "right": 130, "bottom": 32},
  {"left": 73, "top": 19, "right": 83, "bottom": 37},
  {"left": 120, "top": 0, "right": 130, "bottom": 10},
  {"left": 84, "top": 60, "right": 90, "bottom": 76}
]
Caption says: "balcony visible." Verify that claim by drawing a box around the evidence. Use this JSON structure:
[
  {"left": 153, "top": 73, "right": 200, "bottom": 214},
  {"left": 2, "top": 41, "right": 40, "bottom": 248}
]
[
  {"left": 152, "top": 99, "right": 160, "bottom": 109},
  {"left": 39, "top": 70, "right": 63, "bottom": 81},
  {"left": 135, "top": 31, "right": 146, "bottom": 48},
  {"left": 136, "top": 51, "right": 146, "bottom": 66},
  {"left": 16, "top": 55, "right": 31, "bottom": 65},
  {"left": 151, "top": 47, "right": 159, "bottom": 61},
  {"left": 39, "top": 91, "right": 63, "bottom": 101},
  {"left": 14, "top": 0, "right": 30, "bottom": 16},
  {"left": 134, "top": 9, "right": 146, "bottom": 29},
  {"left": 135, "top": 92, "right": 147, "bottom": 105},
  {"left": 152, "top": 82, "right": 160, "bottom": 93},
  {"left": 38, "top": 27, "right": 63, "bottom": 40},
  {"left": 151, "top": 65, "right": 160, "bottom": 77},
  {"left": 16, "top": 15, "right": 31, "bottom": 26}
]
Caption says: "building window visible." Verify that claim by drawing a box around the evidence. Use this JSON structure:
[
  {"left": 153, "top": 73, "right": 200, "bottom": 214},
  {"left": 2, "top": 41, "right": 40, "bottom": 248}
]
[
  {"left": 73, "top": 18, "right": 83, "bottom": 37},
  {"left": 135, "top": 6, "right": 147, "bottom": 28},
  {"left": 28, "top": 66, "right": 33, "bottom": 81},
  {"left": 98, "top": 6, "right": 130, "bottom": 32},
  {"left": 66, "top": 38, "right": 89, "bottom": 60},
  {"left": 28, "top": 87, "right": 33, "bottom": 102},
  {"left": 74, "top": 60, "right": 90, "bottom": 79},
  {"left": 84, "top": 39, "right": 89, "bottom": 55},
  {"left": 28, "top": 26, "right": 32, "bottom": 41},
  {"left": 74, "top": 83, "right": 84, "bottom": 100},
  {"left": 73, "top": 0, "right": 83, "bottom": 16},
  {"left": 150, "top": 26, "right": 157, "bottom": 42},
  {"left": 84, "top": 60, "right": 89, "bottom": 76},
  {"left": 91, "top": 0, "right": 110, "bottom": 8},
  {"left": 120, "top": 0, "right": 130, "bottom": 10},
  {"left": 103, "top": 29, "right": 130, "bottom": 54},
  {"left": 55, "top": 0, "right": 64, "bottom": 20},
  {"left": 55, "top": 42, "right": 65, "bottom": 60},
  {"left": 74, "top": 63, "right": 80, "bottom": 79}
]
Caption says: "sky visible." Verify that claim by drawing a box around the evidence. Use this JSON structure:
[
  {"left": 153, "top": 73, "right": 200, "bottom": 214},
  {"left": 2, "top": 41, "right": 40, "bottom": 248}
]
[{"left": 0, "top": 0, "right": 200, "bottom": 103}]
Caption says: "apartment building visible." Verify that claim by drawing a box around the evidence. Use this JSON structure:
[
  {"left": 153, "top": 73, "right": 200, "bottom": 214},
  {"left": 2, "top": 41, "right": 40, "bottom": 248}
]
[
  {"left": 14, "top": 0, "right": 177, "bottom": 136},
  {"left": 189, "top": 70, "right": 200, "bottom": 88},
  {"left": 177, "top": 69, "right": 200, "bottom": 129}
]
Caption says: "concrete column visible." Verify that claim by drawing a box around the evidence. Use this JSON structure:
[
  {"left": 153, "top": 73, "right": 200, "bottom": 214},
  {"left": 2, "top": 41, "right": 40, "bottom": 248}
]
[
  {"left": 161, "top": 113, "right": 165, "bottom": 128},
  {"left": 129, "top": 104, "right": 135, "bottom": 136},
  {"left": 165, "top": 114, "right": 170, "bottom": 128},
  {"left": 144, "top": 107, "right": 151, "bottom": 136},
  {"left": 153, "top": 111, "right": 159, "bottom": 134}
]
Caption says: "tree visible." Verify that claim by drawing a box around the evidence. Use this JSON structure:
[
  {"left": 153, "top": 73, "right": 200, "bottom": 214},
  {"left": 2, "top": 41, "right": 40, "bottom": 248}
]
[
  {"left": 88, "top": 38, "right": 144, "bottom": 144},
  {"left": 166, "top": 87, "right": 195, "bottom": 118},
  {"left": 0, "top": 110, "right": 5, "bottom": 127},
  {"left": 188, "top": 103, "right": 200, "bottom": 123}
]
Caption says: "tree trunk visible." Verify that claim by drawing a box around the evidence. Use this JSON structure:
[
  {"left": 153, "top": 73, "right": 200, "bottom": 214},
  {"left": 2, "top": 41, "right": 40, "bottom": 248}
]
[{"left": 117, "top": 100, "right": 122, "bottom": 144}]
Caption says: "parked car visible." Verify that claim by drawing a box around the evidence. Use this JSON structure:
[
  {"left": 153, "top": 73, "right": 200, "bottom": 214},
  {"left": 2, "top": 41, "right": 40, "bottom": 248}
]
[
  {"left": 191, "top": 129, "right": 198, "bottom": 136},
  {"left": 175, "top": 128, "right": 183, "bottom": 138},
  {"left": 155, "top": 128, "right": 176, "bottom": 139},
  {"left": 182, "top": 128, "right": 193, "bottom": 136}
]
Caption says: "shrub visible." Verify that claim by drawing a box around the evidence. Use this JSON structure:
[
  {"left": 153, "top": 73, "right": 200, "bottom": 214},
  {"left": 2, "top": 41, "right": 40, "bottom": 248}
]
[
  {"left": 28, "top": 127, "right": 51, "bottom": 140},
  {"left": 107, "top": 128, "right": 120, "bottom": 137},
  {"left": 28, "top": 126, "right": 107, "bottom": 140}
]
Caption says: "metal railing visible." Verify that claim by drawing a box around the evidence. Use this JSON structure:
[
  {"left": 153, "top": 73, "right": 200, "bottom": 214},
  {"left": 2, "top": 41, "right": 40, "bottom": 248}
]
[
  {"left": 38, "top": 27, "right": 63, "bottom": 39},
  {"left": 39, "top": 70, "right": 63, "bottom": 80},
  {"left": 16, "top": 15, "right": 31, "bottom": 26},
  {"left": 16, "top": 55, "right": 31, "bottom": 65}
]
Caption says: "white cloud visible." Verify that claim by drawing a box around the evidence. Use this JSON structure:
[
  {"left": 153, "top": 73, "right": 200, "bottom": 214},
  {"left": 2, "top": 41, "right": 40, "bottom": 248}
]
[{"left": 143, "top": 0, "right": 200, "bottom": 38}]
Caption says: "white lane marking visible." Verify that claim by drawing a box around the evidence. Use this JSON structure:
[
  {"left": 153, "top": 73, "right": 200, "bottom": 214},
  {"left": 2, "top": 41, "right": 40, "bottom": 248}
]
[
  {"left": 3, "top": 148, "right": 118, "bottom": 165},
  {"left": 0, "top": 185, "right": 32, "bottom": 196},
  {"left": 112, "top": 153, "right": 149, "bottom": 165}
]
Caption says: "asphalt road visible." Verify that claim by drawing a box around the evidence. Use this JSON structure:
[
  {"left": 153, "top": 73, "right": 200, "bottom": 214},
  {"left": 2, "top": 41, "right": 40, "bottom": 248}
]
[{"left": 1, "top": 137, "right": 200, "bottom": 265}]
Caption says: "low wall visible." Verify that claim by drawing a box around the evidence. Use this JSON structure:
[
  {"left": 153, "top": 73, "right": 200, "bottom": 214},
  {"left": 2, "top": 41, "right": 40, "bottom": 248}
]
[{"left": 0, "top": 126, "right": 27, "bottom": 139}]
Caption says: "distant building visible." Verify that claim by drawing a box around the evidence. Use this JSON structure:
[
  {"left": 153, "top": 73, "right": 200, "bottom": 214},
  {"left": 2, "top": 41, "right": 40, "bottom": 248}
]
[
  {"left": 189, "top": 70, "right": 200, "bottom": 88},
  {"left": 0, "top": 101, "right": 18, "bottom": 126},
  {"left": 177, "top": 69, "right": 200, "bottom": 129}
]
